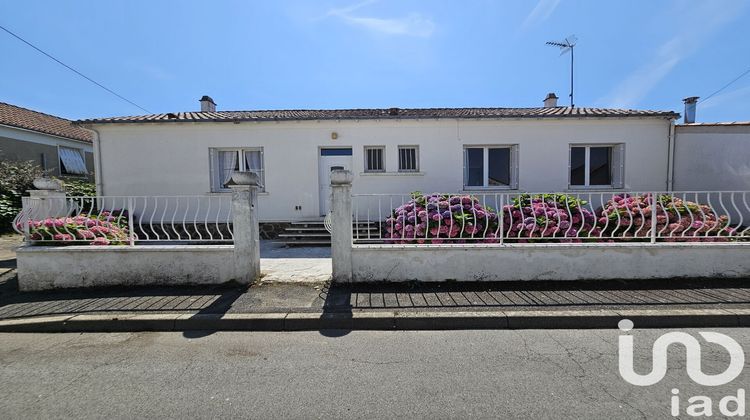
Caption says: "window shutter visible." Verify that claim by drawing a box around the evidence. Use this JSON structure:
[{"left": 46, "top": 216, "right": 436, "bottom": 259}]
[
  {"left": 567, "top": 146, "right": 572, "bottom": 187},
  {"left": 511, "top": 145, "right": 519, "bottom": 189},
  {"left": 612, "top": 144, "right": 625, "bottom": 188},
  {"left": 209, "top": 148, "right": 218, "bottom": 192},
  {"left": 462, "top": 148, "right": 468, "bottom": 187}
]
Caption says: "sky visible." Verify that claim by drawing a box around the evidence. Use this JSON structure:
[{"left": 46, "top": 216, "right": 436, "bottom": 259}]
[{"left": 1, "top": 0, "right": 749, "bottom": 122}]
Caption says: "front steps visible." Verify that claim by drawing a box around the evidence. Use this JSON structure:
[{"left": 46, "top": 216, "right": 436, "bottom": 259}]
[{"left": 277, "top": 220, "right": 379, "bottom": 246}]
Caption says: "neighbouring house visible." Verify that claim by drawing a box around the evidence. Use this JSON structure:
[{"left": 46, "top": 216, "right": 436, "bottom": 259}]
[
  {"left": 674, "top": 121, "right": 750, "bottom": 191},
  {"left": 0, "top": 102, "right": 94, "bottom": 178},
  {"left": 77, "top": 94, "right": 683, "bottom": 222}
]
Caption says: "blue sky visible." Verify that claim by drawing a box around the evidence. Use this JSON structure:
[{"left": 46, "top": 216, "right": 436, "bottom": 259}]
[{"left": 1, "top": 0, "right": 749, "bottom": 121}]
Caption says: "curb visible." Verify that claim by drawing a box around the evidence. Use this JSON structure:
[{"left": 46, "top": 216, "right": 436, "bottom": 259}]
[{"left": 1, "top": 308, "right": 749, "bottom": 332}]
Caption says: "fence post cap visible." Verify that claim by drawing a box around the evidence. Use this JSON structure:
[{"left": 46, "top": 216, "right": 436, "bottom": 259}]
[
  {"left": 330, "top": 169, "right": 353, "bottom": 185},
  {"left": 32, "top": 177, "right": 64, "bottom": 191},
  {"left": 227, "top": 171, "right": 261, "bottom": 187}
]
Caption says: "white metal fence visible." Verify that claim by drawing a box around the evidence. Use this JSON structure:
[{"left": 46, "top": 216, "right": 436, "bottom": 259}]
[
  {"left": 13, "top": 195, "right": 234, "bottom": 244},
  {"left": 352, "top": 191, "right": 750, "bottom": 244}
]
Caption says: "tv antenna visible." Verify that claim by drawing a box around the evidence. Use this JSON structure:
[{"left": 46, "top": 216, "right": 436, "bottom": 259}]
[{"left": 546, "top": 35, "right": 577, "bottom": 107}]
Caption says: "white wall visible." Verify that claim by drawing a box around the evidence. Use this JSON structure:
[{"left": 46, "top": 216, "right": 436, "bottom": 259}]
[
  {"left": 93, "top": 117, "right": 671, "bottom": 221},
  {"left": 350, "top": 243, "right": 750, "bottom": 282},
  {"left": 17, "top": 245, "right": 236, "bottom": 291},
  {"left": 674, "top": 124, "right": 750, "bottom": 191}
]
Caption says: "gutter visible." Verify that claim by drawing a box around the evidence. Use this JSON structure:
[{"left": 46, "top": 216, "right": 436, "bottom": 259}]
[{"left": 666, "top": 121, "right": 676, "bottom": 192}]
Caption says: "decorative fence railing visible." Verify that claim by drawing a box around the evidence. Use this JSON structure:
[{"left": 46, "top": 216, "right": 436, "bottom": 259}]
[
  {"left": 352, "top": 191, "right": 750, "bottom": 245},
  {"left": 13, "top": 195, "right": 234, "bottom": 245}
]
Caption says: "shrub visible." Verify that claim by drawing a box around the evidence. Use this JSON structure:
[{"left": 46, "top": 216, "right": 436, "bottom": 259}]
[
  {"left": 0, "top": 159, "right": 45, "bottom": 233},
  {"left": 383, "top": 192, "right": 595, "bottom": 244},
  {"left": 63, "top": 179, "right": 96, "bottom": 197},
  {"left": 23, "top": 210, "right": 132, "bottom": 245},
  {"left": 382, "top": 192, "right": 743, "bottom": 243},
  {"left": 597, "top": 193, "right": 737, "bottom": 241}
]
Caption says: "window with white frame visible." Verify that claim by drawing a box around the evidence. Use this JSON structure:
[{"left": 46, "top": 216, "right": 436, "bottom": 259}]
[
  {"left": 398, "top": 146, "right": 419, "bottom": 172},
  {"left": 463, "top": 145, "right": 518, "bottom": 189},
  {"left": 58, "top": 146, "right": 87, "bottom": 175},
  {"left": 364, "top": 146, "right": 385, "bottom": 172},
  {"left": 210, "top": 148, "right": 265, "bottom": 192},
  {"left": 569, "top": 144, "right": 624, "bottom": 188}
]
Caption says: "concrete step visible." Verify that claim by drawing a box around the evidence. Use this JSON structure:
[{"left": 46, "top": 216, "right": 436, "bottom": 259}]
[
  {"left": 275, "top": 239, "right": 331, "bottom": 246},
  {"left": 279, "top": 221, "right": 380, "bottom": 247}
]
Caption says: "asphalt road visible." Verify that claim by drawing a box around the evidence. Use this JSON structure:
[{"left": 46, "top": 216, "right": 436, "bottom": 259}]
[{"left": 1, "top": 329, "right": 748, "bottom": 419}]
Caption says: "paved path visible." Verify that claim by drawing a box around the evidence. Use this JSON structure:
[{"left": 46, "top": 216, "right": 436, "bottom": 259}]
[
  {"left": 1, "top": 329, "right": 748, "bottom": 419},
  {"left": 260, "top": 258, "right": 331, "bottom": 283},
  {"left": 0, "top": 234, "right": 21, "bottom": 279}
]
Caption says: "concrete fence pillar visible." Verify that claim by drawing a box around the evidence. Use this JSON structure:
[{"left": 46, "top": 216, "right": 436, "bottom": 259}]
[
  {"left": 331, "top": 170, "right": 354, "bottom": 282},
  {"left": 25, "top": 178, "right": 69, "bottom": 221},
  {"left": 229, "top": 171, "right": 261, "bottom": 284}
]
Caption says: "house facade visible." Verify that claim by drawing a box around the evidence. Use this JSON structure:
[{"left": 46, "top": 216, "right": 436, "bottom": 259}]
[
  {"left": 673, "top": 121, "right": 750, "bottom": 191},
  {"left": 80, "top": 96, "right": 679, "bottom": 222},
  {"left": 0, "top": 102, "right": 94, "bottom": 178}
]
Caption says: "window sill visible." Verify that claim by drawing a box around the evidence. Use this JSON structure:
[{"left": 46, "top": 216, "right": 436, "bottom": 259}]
[
  {"left": 566, "top": 186, "right": 624, "bottom": 192},
  {"left": 359, "top": 171, "right": 425, "bottom": 176},
  {"left": 462, "top": 187, "right": 517, "bottom": 192},
  {"left": 208, "top": 191, "right": 269, "bottom": 195}
]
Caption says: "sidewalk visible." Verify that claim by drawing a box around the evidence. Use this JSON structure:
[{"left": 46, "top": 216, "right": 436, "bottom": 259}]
[
  {"left": 2, "top": 273, "right": 750, "bottom": 331},
  {"left": 1, "top": 234, "right": 750, "bottom": 331}
]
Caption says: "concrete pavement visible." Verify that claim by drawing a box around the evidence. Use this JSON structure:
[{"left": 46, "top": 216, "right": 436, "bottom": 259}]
[
  {"left": 2, "top": 277, "right": 750, "bottom": 331},
  {"left": 1, "top": 329, "right": 748, "bottom": 419}
]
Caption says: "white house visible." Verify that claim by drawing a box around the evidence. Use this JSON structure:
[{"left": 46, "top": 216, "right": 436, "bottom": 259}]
[{"left": 78, "top": 95, "right": 680, "bottom": 222}]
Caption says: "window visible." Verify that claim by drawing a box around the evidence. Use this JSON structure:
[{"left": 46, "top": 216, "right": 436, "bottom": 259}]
[
  {"left": 569, "top": 145, "right": 624, "bottom": 188},
  {"left": 364, "top": 146, "right": 385, "bottom": 172},
  {"left": 398, "top": 146, "right": 419, "bottom": 172},
  {"left": 210, "top": 148, "right": 265, "bottom": 192},
  {"left": 58, "top": 146, "right": 87, "bottom": 175},
  {"left": 463, "top": 146, "right": 518, "bottom": 189}
]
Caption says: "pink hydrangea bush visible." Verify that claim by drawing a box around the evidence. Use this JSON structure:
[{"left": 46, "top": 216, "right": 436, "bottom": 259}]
[
  {"left": 382, "top": 192, "right": 594, "bottom": 243},
  {"left": 503, "top": 194, "right": 596, "bottom": 241},
  {"left": 19, "top": 209, "right": 132, "bottom": 245},
  {"left": 381, "top": 192, "right": 745, "bottom": 244},
  {"left": 596, "top": 194, "right": 741, "bottom": 241}
]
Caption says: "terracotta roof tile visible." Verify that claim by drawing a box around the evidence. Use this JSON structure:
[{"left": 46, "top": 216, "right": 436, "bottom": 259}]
[
  {"left": 78, "top": 106, "right": 680, "bottom": 125},
  {"left": 0, "top": 102, "right": 92, "bottom": 142}
]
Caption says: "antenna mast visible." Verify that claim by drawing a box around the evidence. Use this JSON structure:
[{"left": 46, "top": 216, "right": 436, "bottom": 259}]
[{"left": 546, "top": 35, "right": 577, "bottom": 107}]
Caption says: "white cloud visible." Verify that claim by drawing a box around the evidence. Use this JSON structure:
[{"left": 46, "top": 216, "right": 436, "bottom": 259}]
[
  {"left": 327, "top": 1, "right": 435, "bottom": 38},
  {"left": 521, "top": 0, "right": 561, "bottom": 30},
  {"left": 598, "top": 1, "right": 745, "bottom": 109}
]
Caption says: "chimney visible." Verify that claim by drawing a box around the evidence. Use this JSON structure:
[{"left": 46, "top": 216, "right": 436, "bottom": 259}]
[
  {"left": 682, "top": 96, "right": 699, "bottom": 123},
  {"left": 543, "top": 92, "right": 559, "bottom": 108},
  {"left": 199, "top": 95, "right": 216, "bottom": 112}
]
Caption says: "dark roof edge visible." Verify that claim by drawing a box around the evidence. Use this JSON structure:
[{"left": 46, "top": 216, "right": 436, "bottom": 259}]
[{"left": 77, "top": 113, "right": 680, "bottom": 125}]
